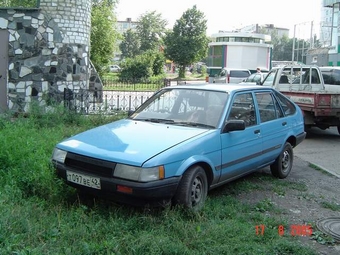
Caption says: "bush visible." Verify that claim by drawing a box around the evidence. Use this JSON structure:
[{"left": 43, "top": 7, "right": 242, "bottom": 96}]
[{"left": 120, "top": 51, "right": 165, "bottom": 80}]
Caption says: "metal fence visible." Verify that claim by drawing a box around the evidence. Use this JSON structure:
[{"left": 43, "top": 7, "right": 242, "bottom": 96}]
[
  {"left": 64, "top": 89, "right": 156, "bottom": 114},
  {"left": 63, "top": 78, "right": 205, "bottom": 114},
  {"left": 102, "top": 77, "right": 170, "bottom": 91}
]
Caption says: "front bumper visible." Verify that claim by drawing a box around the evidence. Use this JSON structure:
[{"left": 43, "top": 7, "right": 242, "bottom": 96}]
[{"left": 54, "top": 162, "right": 181, "bottom": 206}]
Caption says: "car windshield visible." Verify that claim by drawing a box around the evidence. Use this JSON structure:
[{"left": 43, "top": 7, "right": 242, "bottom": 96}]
[{"left": 130, "top": 88, "right": 229, "bottom": 128}]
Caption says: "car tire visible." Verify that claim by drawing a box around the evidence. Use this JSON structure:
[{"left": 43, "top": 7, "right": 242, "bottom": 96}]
[
  {"left": 270, "top": 142, "right": 293, "bottom": 179},
  {"left": 337, "top": 125, "right": 340, "bottom": 135},
  {"left": 173, "top": 165, "right": 208, "bottom": 212}
]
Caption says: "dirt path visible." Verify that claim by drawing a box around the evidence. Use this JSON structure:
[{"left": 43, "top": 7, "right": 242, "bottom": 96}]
[{"left": 236, "top": 156, "right": 340, "bottom": 255}]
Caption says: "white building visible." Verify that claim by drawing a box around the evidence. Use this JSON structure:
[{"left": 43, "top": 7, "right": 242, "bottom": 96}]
[{"left": 207, "top": 31, "right": 273, "bottom": 73}]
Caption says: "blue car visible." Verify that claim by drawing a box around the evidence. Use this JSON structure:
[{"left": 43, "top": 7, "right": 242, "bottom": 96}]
[{"left": 52, "top": 84, "right": 306, "bottom": 211}]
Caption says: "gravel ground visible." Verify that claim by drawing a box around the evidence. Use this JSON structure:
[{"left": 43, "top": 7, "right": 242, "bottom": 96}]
[{"left": 235, "top": 156, "right": 340, "bottom": 255}]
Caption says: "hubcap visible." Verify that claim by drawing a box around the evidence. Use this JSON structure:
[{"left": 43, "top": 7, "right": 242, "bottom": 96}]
[
  {"left": 281, "top": 150, "right": 291, "bottom": 173},
  {"left": 191, "top": 177, "right": 203, "bottom": 205}
]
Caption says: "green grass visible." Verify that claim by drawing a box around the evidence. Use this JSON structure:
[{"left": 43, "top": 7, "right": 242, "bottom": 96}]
[
  {"left": 308, "top": 163, "right": 334, "bottom": 177},
  {"left": 320, "top": 201, "right": 340, "bottom": 211},
  {"left": 0, "top": 108, "right": 318, "bottom": 255}
]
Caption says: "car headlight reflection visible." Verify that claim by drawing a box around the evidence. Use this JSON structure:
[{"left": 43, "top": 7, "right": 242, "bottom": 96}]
[
  {"left": 114, "top": 164, "right": 165, "bottom": 182},
  {"left": 52, "top": 148, "right": 67, "bottom": 163}
]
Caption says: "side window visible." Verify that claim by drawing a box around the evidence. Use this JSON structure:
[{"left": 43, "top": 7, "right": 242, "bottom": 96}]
[
  {"left": 311, "top": 69, "right": 320, "bottom": 84},
  {"left": 274, "top": 92, "right": 296, "bottom": 116},
  {"left": 255, "top": 92, "right": 283, "bottom": 123},
  {"left": 227, "top": 93, "right": 256, "bottom": 127}
]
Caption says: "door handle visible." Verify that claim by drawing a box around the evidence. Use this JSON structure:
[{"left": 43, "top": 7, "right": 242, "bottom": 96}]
[
  {"left": 282, "top": 122, "right": 287, "bottom": 126},
  {"left": 254, "top": 129, "right": 260, "bottom": 134}
]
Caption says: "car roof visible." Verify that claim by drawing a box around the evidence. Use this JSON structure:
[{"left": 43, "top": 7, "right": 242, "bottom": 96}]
[
  {"left": 164, "top": 83, "right": 273, "bottom": 93},
  {"left": 222, "top": 68, "right": 250, "bottom": 71},
  {"left": 319, "top": 66, "right": 340, "bottom": 71}
]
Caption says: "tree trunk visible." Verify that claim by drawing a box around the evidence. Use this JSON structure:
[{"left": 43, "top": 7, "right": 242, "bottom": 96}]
[{"left": 178, "top": 66, "right": 185, "bottom": 78}]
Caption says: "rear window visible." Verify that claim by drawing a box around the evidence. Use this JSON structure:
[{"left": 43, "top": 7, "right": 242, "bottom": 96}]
[
  {"left": 230, "top": 70, "right": 250, "bottom": 78},
  {"left": 321, "top": 69, "right": 340, "bottom": 85},
  {"left": 208, "top": 68, "right": 222, "bottom": 77}
]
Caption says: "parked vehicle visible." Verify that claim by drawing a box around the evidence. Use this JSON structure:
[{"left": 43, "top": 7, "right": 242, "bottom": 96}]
[
  {"left": 261, "top": 65, "right": 340, "bottom": 134},
  {"left": 239, "top": 72, "right": 268, "bottom": 85},
  {"left": 206, "top": 66, "right": 222, "bottom": 83},
  {"left": 319, "top": 66, "right": 340, "bottom": 85},
  {"left": 108, "top": 65, "right": 121, "bottom": 73},
  {"left": 52, "top": 84, "right": 306, "bottom": 211},
  {"left": 213, "top": 68, "right": 251, "bottom": 84}
]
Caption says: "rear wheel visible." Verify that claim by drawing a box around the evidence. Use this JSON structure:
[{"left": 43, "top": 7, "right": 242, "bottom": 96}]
[
  {"left": 173, "top": 165, "right": 208, "bottom": 212},
  {"left": 270, "top": 142, "right": 293, "bottom": 179}
]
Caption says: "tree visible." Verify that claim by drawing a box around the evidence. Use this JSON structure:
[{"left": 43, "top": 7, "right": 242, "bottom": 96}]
[
  {"left": 164, "top": 5, "right": 209, "bottom": 78},
  {"left": 90, "top": 0, "right": 120, "bottom": 75},
  {"left": 0, "top": 0, "right": 36, "bottom": 7},
  {"left": 119, "top": 29, "right": 140, "bottom": 59},
  {"left": 136, "top": 11, "right": 167, "bottom": 53}
]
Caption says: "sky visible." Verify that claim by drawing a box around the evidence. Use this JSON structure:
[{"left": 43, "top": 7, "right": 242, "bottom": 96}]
[{"left": 115, "top": 0, "right": 322, "bottom": 38}]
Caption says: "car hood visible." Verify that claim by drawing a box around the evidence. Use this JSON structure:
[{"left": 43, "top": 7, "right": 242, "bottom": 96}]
[{"left": 57, "top": 119, "right": 209, "bottom": 166}]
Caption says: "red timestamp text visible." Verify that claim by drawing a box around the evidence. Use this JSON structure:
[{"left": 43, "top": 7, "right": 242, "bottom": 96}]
[{"left": 255, "top": 224, "right": 313, "bottom": 236}]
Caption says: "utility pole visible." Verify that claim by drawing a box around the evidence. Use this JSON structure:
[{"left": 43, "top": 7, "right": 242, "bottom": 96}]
[
  {"left": 310, "top": 21, "right": 314, "bottom": 49},
  {"left": 292, "top": 25, "right": 296, "bottom": 62}
]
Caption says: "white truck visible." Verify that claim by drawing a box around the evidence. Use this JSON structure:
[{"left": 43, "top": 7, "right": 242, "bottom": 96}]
[{"left": 261, "top": 65, "right": 340, "bottom": 135}]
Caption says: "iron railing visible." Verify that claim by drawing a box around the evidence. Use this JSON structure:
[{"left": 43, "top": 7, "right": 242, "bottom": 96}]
[
  {"left": 64, "top": 89, "right": 156, "bottom": 114},
  {"left": 102, "top": 77, "right": 170, "bottom": 91}
]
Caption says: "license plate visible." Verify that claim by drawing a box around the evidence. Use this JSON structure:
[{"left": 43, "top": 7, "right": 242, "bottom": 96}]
[{"left": 66, "top": 171, "right": 101, "bottom": 190}]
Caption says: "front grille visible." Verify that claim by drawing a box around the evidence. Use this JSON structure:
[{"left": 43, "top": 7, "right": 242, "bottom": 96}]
[{"left": 65, "top": 152, "right": 116, "bottom": 177}]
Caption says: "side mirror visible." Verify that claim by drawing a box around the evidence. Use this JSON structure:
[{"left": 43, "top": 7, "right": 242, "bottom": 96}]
[{"left": 223, "top": 120, "right": 246, "bottom": 133}]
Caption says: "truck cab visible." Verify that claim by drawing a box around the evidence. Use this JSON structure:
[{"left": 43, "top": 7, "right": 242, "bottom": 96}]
[{"left": 261, "top": 65, "right": 340, "bottom": 134}]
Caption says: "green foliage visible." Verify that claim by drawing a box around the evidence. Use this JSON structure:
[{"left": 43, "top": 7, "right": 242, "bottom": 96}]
[
  {"left": 119, "top": 29, "right": 141, "bottom": 59},
  {"left": 120, "top": 50, "right": 165, "bottom": 79},
  {"left": 0, "top": 0, "right": 37, "bottom": 7},
  {"left": 90, "top": 0, "right": 120, "bottom": 76},
  {"left": 145, "top": 50, "right": 166, "bottom": 76},
  {"left": 320, "top": 201, "right": 340, "bottom": 211},
  {"left": 270, "top": 32, "right": 293, "bottom": 61},
  {"left": 136, "top": 11, "right": 167, "bottom": 53},
  {"left": 164, "top": 5, "right": 209, "bottom": 78},
  {"left": 120, "top": 55, "right": 153, "bottom": 80},
  {"left": 118, "top": 11, "right": 168, "bottom": 80}
]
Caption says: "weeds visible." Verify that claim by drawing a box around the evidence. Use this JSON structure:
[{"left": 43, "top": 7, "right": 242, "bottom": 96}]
[
  {"left": 0, "top": 107, "right": 318, "bottom": 254},
  {"left": 308, "top": 163, "right": 334, "bottom": 177},
  {"left": 320, "top": 201, "right": 340, "bottom": 211}
]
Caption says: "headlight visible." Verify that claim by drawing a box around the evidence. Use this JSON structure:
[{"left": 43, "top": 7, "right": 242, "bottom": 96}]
[
  {"left": 113, "top": 164, "right": 165, "bottom": 182},
  {"left": 52, "top": 148, "right": 67, "bottom": 163}
]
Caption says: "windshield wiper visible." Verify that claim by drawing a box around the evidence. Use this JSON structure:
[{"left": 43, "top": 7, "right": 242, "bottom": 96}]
[
  {"left": 137, "top": 118, "right": 175, "bottom": 124},
  {"left": 174, "top": 121, "right": 214, "bottom": 128}
]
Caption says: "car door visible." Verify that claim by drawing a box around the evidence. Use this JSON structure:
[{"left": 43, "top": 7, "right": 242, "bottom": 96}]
[
  {"left": 219, "top": 92, "right": 262, "bottom": 182},
  {"left": 254, "top": 91, "right": 288, "bottom": 164}
]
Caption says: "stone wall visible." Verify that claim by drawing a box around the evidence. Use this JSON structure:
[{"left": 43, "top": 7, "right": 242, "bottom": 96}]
[{"left": 0, "top": 0, "right": 102, "bottom": 113}]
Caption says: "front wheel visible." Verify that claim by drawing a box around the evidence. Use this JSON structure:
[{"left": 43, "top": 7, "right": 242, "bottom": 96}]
[
  {"left": 270, "top": 142, "right": 293, "bottom": 179},
  {"left": 173, "top": 165, "right": 208, "bottom": 212}
]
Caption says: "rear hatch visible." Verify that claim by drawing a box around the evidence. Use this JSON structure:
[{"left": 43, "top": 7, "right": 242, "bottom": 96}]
[{"left": 229, "top": 70, "right": 251, "bottom": 83}]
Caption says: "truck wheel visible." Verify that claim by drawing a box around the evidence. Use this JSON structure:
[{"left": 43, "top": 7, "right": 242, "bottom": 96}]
[
  {"left": 270, "top": 142, "right": 293, "bottom": 179},
  {"left": 338, "top": 125, "right": 340, "bottom": 135},
  {"left": 173, "top": 165, "right": 208, "bottom": 212}
]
